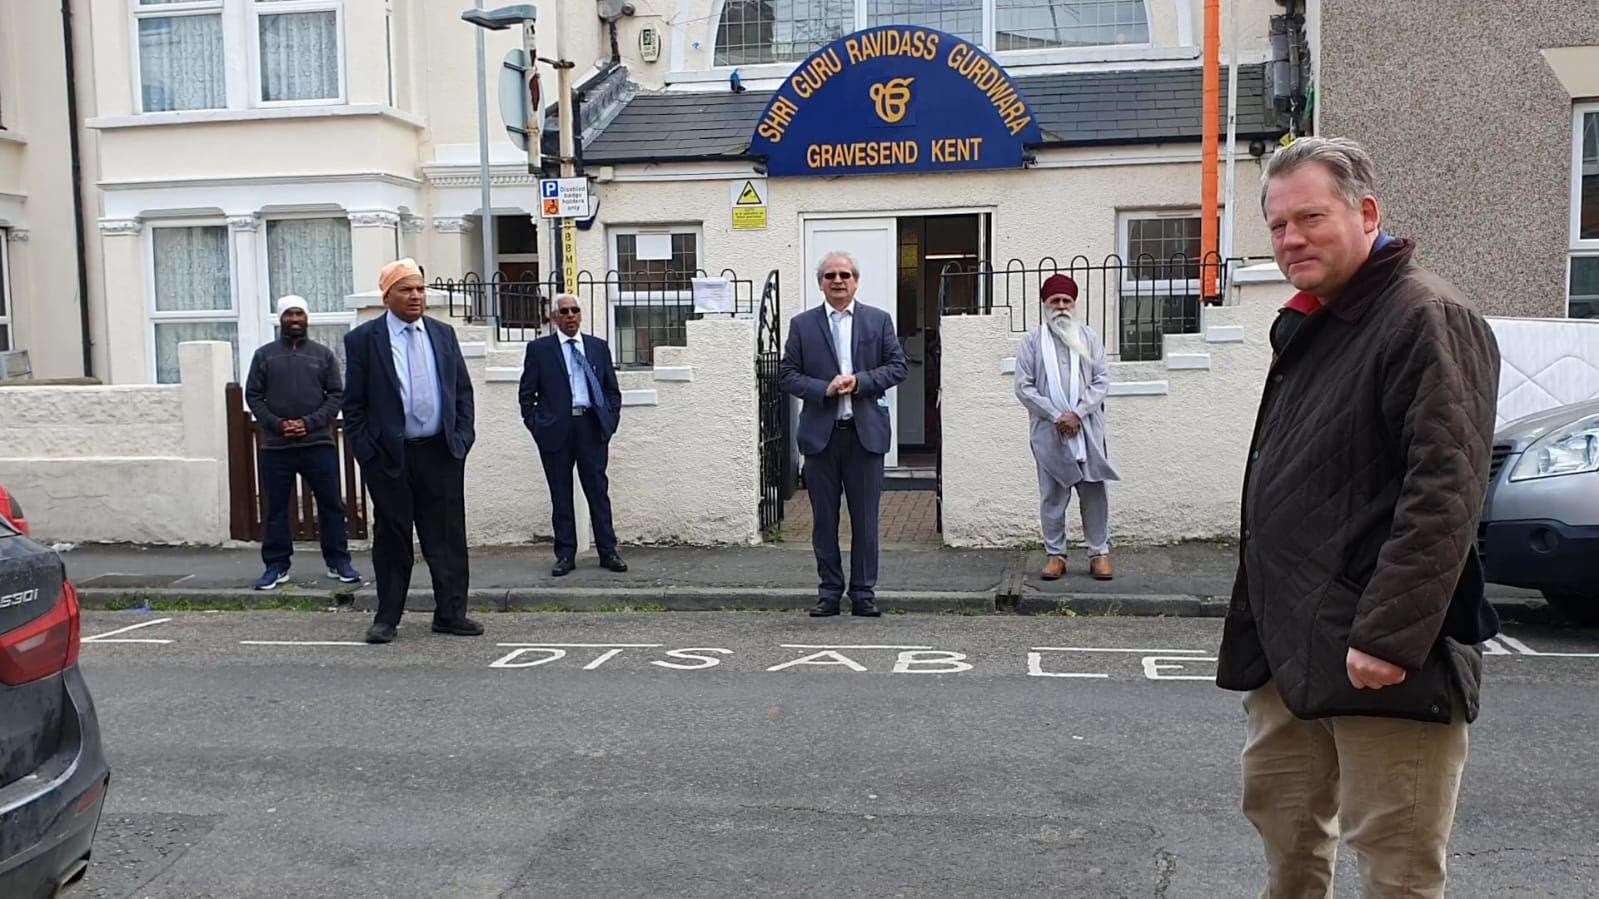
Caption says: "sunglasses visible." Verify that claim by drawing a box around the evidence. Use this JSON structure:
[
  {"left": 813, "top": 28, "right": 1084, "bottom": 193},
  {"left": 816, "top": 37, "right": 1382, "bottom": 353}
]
[
  {"left": 554, "top": 307, "right": 582, "bottom": 316},
  {"left": 821, "top": 272, "right": 855, "bottom": 282}
]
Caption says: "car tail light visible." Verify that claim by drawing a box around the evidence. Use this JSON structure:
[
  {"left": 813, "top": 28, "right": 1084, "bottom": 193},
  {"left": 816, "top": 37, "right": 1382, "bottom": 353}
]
[
  {"left": 0, "top": 486, "right": 26, "bottom": 536},
  {"left": 0, "top": 581, "right": 80, "bottom": 685}
]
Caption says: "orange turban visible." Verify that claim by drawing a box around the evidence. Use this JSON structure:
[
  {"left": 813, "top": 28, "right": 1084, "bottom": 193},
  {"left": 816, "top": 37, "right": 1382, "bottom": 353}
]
[{"left": 378, "top": 258, "right": 423, "bottom": 296}]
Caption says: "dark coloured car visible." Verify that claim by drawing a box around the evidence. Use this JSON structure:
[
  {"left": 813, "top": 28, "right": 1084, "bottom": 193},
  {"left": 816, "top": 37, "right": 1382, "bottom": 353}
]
[
  {"left": 0, "top": 507, "right": 109, "bottom": 897},
  {"left": 1479, "top": 399, "right": 1599, "bottom": 626}
]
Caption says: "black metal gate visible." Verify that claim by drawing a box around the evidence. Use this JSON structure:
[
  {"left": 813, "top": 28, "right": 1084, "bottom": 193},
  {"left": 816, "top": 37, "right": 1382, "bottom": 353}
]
[{"left": 756, "top": 270, "right": 789, "bottom": 538}]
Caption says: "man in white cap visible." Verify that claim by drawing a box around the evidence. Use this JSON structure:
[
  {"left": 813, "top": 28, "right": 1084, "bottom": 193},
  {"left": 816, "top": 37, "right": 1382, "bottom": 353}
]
[{"left": 244, "top": 295, "right": 362, "bottom": 590}]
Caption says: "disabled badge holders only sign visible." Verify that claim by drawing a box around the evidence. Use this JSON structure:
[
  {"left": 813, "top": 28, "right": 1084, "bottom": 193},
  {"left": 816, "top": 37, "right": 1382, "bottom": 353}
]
[
  {"left": 539, "top": 178, "right": 591, "bottom": 218},
  {"left": 747, "top": 25, "right": 1041, "bottom": 177}
]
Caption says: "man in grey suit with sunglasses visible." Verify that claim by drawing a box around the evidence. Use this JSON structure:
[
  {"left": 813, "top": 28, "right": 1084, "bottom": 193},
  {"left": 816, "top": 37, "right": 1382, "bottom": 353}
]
[{"left": 779, "top": 251, "right": 908, "bottom": 618}]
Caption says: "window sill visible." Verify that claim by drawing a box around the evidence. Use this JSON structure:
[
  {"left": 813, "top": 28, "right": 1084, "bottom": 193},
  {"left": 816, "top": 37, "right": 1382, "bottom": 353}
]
[
  {"left": 86, "top": 104, "right": 425, "bottom": 131},
  {"left": 0, "top": 130, "right": 25, "bottom": 145},
  {"left": 665, "top": 44, "right": 1201, "bottom": 86}
]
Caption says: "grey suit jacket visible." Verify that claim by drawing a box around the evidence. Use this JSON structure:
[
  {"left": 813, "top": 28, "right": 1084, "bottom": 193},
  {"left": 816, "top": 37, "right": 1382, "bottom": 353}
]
[{"left": 778, "top": 302, "right": 908, "bottom": 456}]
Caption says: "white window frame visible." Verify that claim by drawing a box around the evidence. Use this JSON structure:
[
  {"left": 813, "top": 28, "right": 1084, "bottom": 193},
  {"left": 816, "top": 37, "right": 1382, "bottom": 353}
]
[
  {"left": 249, "top": 0, "right": 347, "bottom": 108},
  {"left": 1571, "top": 102, "right": 1599, "bottom": 319},
  {"left": 607, "top": 224, "right": 704, "bottom": 304},
  {"left": 607, "top": 224, "right": 704, "bottom": 367},
  {"left": 0, "top": 231, "right": 12, "bottom": 352},
  {"left": 1117, "top": 208, "right": 1202, "bottom": 294},
  {"left": 129, "top": 0, "right": 230, "bottom": 115},
  {"left": 258, "top": 211, "right": 357, "bottom": 352},
  {"left": 704, "top": 0, "right": 1155, "bottom": 72},
  {"left": 145, "top": 218, "right": 239, "bottom": 383},
  {"left": 128, "top": 0, "right": 347, "bottom": 114}
]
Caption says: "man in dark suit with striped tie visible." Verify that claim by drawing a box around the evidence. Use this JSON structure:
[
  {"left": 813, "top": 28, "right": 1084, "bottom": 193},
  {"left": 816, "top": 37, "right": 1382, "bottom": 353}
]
[{"left": 518, "top": 293, "right": 626, "bottom": 576}]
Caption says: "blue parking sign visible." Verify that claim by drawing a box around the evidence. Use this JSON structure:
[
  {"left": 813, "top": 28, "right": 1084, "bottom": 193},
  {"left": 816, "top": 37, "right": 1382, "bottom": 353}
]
[{"left": 540, "top": 179, "right": 559, "bottom": 199}]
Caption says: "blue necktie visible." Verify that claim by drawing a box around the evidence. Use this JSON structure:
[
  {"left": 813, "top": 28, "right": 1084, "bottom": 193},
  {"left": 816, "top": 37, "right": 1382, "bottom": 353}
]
[
  {"left": 568, "top": 339, "right": 608, "bottom": 415},
  {"left": 407, "top": 324, "right": 436, "bottom": 429}
]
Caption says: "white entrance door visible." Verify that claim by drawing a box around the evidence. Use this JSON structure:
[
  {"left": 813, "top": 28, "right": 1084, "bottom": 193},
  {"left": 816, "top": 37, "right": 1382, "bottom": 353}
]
[{"left": 802, "top": 217, "right": 899, "bottom": 468}]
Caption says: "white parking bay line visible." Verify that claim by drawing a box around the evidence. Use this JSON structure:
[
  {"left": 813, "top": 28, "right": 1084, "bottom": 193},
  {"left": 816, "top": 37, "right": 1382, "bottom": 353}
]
[
  {"left": 1497, "top": 635, "right": 1599, "bottom": 658},
  {"left": 239, "top": 640, "right": 370, "bottom": 647},
  {"left": 780, "top": 644, "right": 935, "bottom": 650},
  {"left": 495, "top": 642, "right": 664, "bottom": 648},
  {"left": 84, "top": 618, "right": 174, "bottom": 644},
  {"left": 1031, "top": 646, "right": 1210, "bottom": 654}
]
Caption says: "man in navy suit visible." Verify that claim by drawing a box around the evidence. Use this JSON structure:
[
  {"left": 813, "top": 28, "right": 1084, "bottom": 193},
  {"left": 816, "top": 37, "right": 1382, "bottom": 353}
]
[
  {"left": 343, "top": 258, "right": 480, "bottom": 644},
  {"left": 518, "top": 293, "right": 627, "bottom": 577},
  {"left": 779, "top": 251, "right": 908, "bottom": 617}
]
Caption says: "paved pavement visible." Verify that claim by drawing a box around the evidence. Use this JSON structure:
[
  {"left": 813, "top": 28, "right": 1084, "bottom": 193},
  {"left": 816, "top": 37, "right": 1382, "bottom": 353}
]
[
  {"left": 73, "top": 610, "right": 1599, "bottom": 897},
  {"left": 781, "top": 488, "right": 942, "bottom": 545},
  {"left": 58, "top": 540, "right": 1557, "bottom": 622}
]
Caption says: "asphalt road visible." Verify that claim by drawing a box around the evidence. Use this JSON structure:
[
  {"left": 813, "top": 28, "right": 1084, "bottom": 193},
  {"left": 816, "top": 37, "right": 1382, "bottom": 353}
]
[{"left": 72, "top": 610, "right": 1599, "bottom": 898}]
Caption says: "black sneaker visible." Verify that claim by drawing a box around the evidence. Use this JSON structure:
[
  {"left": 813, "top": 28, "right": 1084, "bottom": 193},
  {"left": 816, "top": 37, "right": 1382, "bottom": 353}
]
[
  {"left": 365, "top": 621, "right": 397, "bottom": 644},
  {"left": 431, "top": 617, "right": 484, "bottom": 636}
]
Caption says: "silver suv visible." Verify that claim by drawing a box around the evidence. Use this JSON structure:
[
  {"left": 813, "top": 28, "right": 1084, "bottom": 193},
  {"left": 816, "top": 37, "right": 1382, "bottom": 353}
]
[{"left": 1479, "top": 398, "right": 1599, "bottom": 626}]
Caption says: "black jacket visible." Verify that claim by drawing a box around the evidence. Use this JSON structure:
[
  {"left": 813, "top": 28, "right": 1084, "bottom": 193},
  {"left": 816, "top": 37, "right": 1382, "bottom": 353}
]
[
  {"left": 518, "top": 333, "right": 622, "bottom": 450},
  {"left": 342, "top": 314, "right": 475, "bottom": 477},
  {"left": 244, "top": 336, "right": 343, "bottom": 450},
  {"left": 1216, "top": 240, "right": 1501, "bottom": 724}
]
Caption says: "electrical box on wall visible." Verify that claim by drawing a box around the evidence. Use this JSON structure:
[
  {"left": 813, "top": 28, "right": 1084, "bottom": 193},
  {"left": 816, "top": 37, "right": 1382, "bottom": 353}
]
[{"left": 639, "top": 26, "right": 661, "bottom": 63}]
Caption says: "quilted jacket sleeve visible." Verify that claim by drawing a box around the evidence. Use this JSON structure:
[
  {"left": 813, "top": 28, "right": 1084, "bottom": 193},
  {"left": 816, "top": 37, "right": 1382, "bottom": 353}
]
[{"left": 1349, "top": 299, "right": 1499, "bottom": 670}]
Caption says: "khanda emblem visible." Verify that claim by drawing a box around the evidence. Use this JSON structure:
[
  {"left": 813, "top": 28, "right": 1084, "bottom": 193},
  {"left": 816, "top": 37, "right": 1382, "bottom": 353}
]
[{"left": 868, "top": 77, "right": 915, "bottom": 124}]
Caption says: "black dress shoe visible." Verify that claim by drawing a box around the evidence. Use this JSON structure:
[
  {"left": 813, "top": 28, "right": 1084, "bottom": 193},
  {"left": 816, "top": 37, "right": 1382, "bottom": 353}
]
[
  {"left": 599, "top": 554, "right": 628, "bottom": 572},
  {"left": 431, "top": 617, "right": 484, "bottom": 636},
  {"left": 808, "top": 599, "right": 841, "bottom": 617},
  {"left": 851, "top": 599, "right": 882, "bottom": 617},
  {"left": 552, "top": 558, "right": 576, "bottom": 577},
  {"left": 365, "top": 621, "right": 397, "bottom": 644}
]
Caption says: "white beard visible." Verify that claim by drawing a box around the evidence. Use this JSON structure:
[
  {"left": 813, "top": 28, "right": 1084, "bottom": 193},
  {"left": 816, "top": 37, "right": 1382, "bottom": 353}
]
[{"left": 1047, "top": 311, "right": 1089, "bottom": 358}]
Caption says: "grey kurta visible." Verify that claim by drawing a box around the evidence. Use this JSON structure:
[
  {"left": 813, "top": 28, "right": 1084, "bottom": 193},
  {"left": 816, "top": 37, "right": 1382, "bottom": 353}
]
[{"left": 1014, "top": 325, "right": 1121, "bottom": 487}]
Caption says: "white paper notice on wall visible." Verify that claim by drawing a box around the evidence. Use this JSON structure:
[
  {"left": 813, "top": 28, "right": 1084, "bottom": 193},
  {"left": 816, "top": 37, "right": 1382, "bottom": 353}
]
[
  {"left": 692, "top": 277, "right": 735, "bottom": 314},
  {"left": 635, "top": 232, "right": 674, "bottom": 261}
]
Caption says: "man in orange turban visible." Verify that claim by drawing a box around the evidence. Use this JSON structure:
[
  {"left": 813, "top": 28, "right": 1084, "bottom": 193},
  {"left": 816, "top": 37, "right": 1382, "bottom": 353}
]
[{"left": 343, "top": 258, "right": 481, "bottom": 644}]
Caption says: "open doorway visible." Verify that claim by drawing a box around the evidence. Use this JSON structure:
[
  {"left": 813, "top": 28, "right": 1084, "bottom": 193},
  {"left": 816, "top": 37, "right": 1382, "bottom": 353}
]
[{"left": 893, "top": 213, "right": 984, "bottom": 484}]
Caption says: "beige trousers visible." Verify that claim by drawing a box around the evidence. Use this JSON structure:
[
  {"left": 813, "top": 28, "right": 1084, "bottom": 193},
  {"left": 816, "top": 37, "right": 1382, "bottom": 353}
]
[{"left": 1241, "top": 682, "right": 1469, "bottom": 898}]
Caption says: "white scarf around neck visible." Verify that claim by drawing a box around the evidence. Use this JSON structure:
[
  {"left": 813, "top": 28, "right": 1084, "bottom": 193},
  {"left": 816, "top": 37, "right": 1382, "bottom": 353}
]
[{"left": 1039, "top": 324, "right": 1087, "bottom": 463}]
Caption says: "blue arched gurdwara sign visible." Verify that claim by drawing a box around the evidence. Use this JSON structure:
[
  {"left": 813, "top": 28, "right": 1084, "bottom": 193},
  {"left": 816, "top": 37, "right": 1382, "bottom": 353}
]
[{"left": 748, "top": 26, "right": 1043, "bottom": 177}]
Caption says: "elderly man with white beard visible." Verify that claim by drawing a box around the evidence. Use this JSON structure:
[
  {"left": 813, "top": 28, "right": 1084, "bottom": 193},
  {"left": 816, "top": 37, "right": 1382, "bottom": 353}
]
[{"left": 1013, "top": 274, "right": 1120, "bottom": 581}]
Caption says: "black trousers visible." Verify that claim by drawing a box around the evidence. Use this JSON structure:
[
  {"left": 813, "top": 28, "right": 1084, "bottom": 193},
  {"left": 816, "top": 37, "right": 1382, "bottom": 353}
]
[
  {"left": 258, "top": 444, "right": 350, "bottom": 571},
  {"left": 363, "top": 435, "right": 469, "bottom": 625},
  {"left": 539, "top": 410, "right": 617, "bottom": 561},
  {"left": 803, "top": 421, "right": 884, "bottom": 603}
]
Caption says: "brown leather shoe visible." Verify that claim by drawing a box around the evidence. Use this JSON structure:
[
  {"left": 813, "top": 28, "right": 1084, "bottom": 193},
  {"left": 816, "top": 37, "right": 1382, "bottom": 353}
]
[
  {"left": 1041, "top": 555, "right": 1067, "bottom": 580},
  {"left": 1089, "top": 555, "right": 1114, "bottom": 581}
]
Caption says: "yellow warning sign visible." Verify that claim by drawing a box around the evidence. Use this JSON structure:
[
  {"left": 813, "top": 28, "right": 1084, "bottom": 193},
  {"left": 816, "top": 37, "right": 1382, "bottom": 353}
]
[{"left": 730, "top": 178, "right": 767, "bottom": 231}]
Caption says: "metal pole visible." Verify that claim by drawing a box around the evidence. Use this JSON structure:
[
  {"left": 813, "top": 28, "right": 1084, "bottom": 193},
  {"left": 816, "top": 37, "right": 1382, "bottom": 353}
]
[
  {"left": 474, "top": 0, "right": 496, "bottom": 299},
  {"left": 555, "top": 11, "right": 578, "bottom": 302},
  {"left": 1222, "top": 0, "right": 1240, "bottom": 275},
  {"left": 1200, "top": 0, "right": 1220, "bottom": 299}
]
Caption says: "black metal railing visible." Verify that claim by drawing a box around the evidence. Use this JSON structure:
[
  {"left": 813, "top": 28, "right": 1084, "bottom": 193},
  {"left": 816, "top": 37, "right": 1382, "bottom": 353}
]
[
  {"left": 429, "top": 269, "right": 759, "bottom": 368},
  {"left": 937, "top": 253, "right": 1262, "bottom": 362},
  {"left": 755, "top": 270, "right": 788, "bottom": 538}
]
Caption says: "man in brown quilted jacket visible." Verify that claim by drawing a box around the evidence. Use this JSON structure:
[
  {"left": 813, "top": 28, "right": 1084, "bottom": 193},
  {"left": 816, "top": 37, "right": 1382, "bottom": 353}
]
[{"left": 1216, "top": 137, "right": 1501, "bottom": 898}]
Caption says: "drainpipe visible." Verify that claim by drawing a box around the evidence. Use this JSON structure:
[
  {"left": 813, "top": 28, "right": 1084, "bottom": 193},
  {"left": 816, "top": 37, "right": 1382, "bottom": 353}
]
[
  {"left": 1200, "top": 0, "right": 1220, "bottom": 300},
  {"left": 62, "top": 0, "right": 95, "bottom": 378}
]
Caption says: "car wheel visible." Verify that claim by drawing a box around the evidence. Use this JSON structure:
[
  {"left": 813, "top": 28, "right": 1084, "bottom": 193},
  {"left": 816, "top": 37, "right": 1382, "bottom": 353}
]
[{"left": 1542, "top": 591, "right": 1599, "bottom": 627}]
